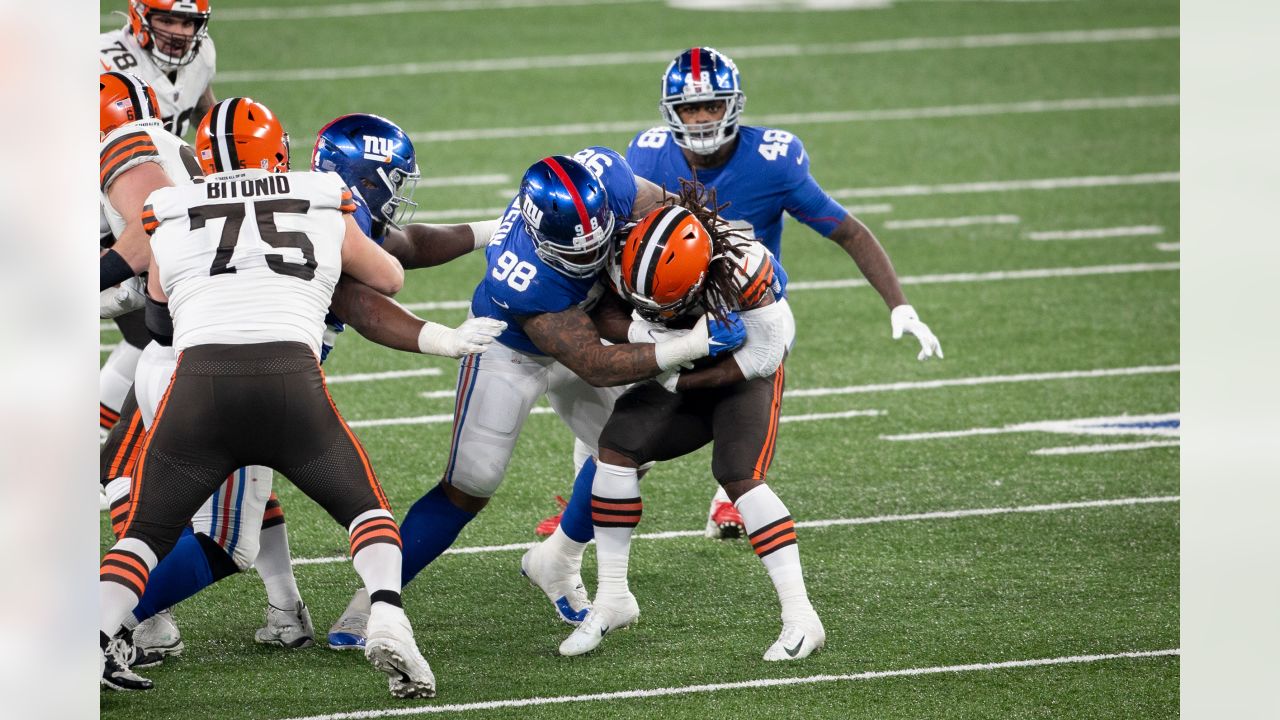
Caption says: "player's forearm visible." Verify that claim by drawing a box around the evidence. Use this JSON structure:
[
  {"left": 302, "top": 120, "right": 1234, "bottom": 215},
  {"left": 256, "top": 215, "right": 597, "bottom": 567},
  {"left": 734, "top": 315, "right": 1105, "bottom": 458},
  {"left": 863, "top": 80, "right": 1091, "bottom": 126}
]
[
  {"left": 832, "top": 216, "right": 907, "bottom": 309},
  {"left": 330, "top": 277, "right": 424, "bottom": 353},
  {"left": 674, "top": 355, "right": 745, "bottom": 391},
  {"left": 394, "top": 224, "right": 477, "bottom": 269},
  {"left": 560, "top": 343, "right": 663, "bottom": 387}
]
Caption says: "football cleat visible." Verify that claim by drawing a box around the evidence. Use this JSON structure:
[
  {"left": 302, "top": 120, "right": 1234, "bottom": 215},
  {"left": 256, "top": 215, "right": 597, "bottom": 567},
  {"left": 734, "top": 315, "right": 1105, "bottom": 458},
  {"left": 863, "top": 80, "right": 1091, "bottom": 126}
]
[
  {"left": 327, "top": 588, "right": 370, "bottom": 650},
  {"left": 364, "top": 605, "right": 436, "bottom": 699},
  {"left": 101, "top": 637, "right": 153, "bottom": 691},
  {"left": 558, "top": 592, "right": 639, "bottom": 657},
  {"left": 520, "top": 543, "right": 591, "bottom": 625},
  {"left": 112, "top": 627, "right": 164, "bottom": 669},
  {"left": 255, "top": 601, "right": 315, "bottom": 649},
  {"left": 534, "top": 495, "right": 568, "bottom": 537},
  {"left": 705, "top": 498, "right": 746, "bottom": 539},
  {"left": 133, "top": 609, "right": 183, "bottom": 658},
  {"left": 762, "top": 613, "right": 826, "bottom": 661}
]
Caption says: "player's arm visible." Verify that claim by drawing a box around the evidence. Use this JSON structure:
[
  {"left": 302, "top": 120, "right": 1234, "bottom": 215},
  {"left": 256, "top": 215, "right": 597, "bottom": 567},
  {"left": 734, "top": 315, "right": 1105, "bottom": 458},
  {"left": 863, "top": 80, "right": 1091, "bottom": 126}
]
[
  {"left": 192, "top": 85, "right": 216, "bottom": 129},
  {"left": 630, "top": 175, "right": 670, "bottom": 218},
  {"left": 101, "top": 162, "right": 175, "bottom": 288},
  {"left": 586, "top": 289, "right": 636, "bottom": 343},
  {"left": 329, "top": 277, "right": 505, "bottom": 357},
  {"left": 827, "top": 215, "right": 907, "bottom": 309},
  {"left": 379, "top": 219, "right": 497, "bottom": 270},
  {"left": 522, "top": 306, "right": 732, "bottom": 388},
  {"left": 340, "top": 214, "right": 404, "bottom": 295}
]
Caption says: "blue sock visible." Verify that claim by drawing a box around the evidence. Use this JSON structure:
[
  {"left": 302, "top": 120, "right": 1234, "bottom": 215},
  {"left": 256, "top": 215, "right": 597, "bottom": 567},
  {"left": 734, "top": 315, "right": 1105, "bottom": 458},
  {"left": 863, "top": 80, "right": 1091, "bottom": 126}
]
[
  {"left": 132, "top": 528, "right": 238, "bottom": 623},
  {"left": 400, "top": 483, "right": 476, "bottom": 586},
  {"left": 559, "top": 456, "right": 596, "bottom": 543}
]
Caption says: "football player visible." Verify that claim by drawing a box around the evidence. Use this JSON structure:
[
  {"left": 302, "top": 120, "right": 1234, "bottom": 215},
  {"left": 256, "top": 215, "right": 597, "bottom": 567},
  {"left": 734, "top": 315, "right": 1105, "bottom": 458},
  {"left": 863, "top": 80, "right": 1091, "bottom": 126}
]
[
  {"left": 98, "top": 0, "right": 217, "bottom": 497},
  {"left": 100, "top": 97, "right": 468, "bottom": 696},
  {"left": 325, "top": 150, "right": 748, "bottom": 650},
  {"left": 557, "top": 199, "right": 823, "bottom": 660},
  {"left": 622, "top": 46, "right": 943, "bottom": 538},
  {"left": 98, "top": 71, "right": 313, "bottom": 662}
]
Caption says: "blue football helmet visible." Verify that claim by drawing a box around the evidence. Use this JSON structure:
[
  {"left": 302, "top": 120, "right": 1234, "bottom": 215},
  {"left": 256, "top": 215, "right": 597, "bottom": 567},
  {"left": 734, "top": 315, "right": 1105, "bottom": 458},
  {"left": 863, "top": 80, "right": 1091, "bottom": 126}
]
[
  {"left": 311, "top": 113, "right": 420, "bottom": 230},
  {"left": 518, "top": 156, "right": 615, "bottom": 278},
  {"left": 660, "top": 47, "right": 746, "bottom": 155}
]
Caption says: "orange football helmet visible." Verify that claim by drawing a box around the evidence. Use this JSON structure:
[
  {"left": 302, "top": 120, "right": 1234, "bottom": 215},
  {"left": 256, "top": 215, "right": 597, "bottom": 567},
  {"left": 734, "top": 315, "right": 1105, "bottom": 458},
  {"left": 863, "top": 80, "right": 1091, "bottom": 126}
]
[
  {"left": 129, "top": 0, "right": 212, "bottom": 68},
  {"left": 615, "top": 206, "right": 712, "bottom": 321},
  {"left": 194, "top": 98, "right": 290, "bottom": 175},
  {"left": 100, "top": 71, "right": 162, "bottom": 137}
]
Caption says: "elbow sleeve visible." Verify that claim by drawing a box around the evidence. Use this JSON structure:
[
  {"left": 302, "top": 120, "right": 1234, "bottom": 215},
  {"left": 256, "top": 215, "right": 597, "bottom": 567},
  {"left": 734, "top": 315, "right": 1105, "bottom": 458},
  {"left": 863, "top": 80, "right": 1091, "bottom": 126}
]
[
  {"left": 145, "top": 295, "right": 174, "bottom": 347},
  {"left": 732, "top": 299, "right": 795, "bottom": 380}
]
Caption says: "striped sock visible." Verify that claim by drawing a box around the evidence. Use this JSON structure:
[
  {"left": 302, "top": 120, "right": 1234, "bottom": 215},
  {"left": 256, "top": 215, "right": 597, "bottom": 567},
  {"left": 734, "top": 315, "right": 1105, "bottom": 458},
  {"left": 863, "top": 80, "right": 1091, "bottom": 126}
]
[
  {"left": 255, "top": 487, "right": 303, "bottom": 609},
  {"left": 100, "top": 538, "right": 157, "bottom": 637},
  {"left": 590, "top": 462, "right": 642, "bottom": 602},
  {"left": 736, "top": 485, "right": 815, "bottom": 623},
  {"left": 349, "top": 509, "right": 403, "bottom": 602}
]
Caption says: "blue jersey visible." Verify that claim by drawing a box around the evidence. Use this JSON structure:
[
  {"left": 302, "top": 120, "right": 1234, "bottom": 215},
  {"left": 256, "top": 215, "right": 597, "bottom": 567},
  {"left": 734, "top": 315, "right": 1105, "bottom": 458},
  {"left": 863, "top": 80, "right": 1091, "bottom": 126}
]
[
  {"left": 625, "top": 125, "right": 847, "bottom": 261},
  {"left": 471, "top": 146, "right": 637, "bottom": 356}
]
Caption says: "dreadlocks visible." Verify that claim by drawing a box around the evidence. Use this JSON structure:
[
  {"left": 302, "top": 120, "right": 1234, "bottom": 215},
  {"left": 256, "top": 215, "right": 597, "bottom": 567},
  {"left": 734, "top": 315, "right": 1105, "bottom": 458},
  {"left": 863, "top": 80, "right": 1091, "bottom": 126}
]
[{"left": 669, "top": 177, "right": 751, "bottom": 320}]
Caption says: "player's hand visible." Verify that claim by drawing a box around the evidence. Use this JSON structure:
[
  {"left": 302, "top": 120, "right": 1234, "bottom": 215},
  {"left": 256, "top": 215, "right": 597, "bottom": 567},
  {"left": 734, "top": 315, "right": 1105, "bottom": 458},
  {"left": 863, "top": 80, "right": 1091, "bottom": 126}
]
[
  {"left": 890, "top": 304, "right": 943, "bottom": 361},
  {"left": 99, "top": 276, "right": 146, "bottom": 319},
  {"left": 707, "top": 310, "right": 747, "bottom": 358},
  {"left": 627, "top": 315, "right": 692, "bottom": 344},
  {"left": 450, "top": 317, "right": 507, "bottom": 356}
]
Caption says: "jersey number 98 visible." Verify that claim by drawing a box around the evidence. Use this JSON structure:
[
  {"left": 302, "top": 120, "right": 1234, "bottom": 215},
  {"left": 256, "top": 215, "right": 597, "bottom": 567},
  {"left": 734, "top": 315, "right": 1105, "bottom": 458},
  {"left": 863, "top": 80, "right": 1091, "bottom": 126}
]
[{"left": 492, "top": 250, "right": 537, "bottom": 291}]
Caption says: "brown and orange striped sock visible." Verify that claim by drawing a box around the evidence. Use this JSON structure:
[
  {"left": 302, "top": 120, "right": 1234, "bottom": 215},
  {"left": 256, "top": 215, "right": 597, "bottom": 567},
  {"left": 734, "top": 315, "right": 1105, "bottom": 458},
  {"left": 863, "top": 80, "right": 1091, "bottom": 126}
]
[
  {"left": 591, "top": 462, "right": 642, "bottom": 602},
  {"left": 737, "top": 485, "right": 815, "bottom": 623},
  {"left": 348, "top": 509, "right": 403, "bottom": 603}
]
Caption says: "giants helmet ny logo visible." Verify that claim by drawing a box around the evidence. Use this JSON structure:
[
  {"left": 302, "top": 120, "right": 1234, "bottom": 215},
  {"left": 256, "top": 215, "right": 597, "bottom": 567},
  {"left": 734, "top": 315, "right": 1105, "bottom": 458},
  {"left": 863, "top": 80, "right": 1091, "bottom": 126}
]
[
  {"left": 521, "top": 194, "right": 544, "bottom": 230},
  {"left": 362, "top": 135, "right": 396, "bottom": 163}
]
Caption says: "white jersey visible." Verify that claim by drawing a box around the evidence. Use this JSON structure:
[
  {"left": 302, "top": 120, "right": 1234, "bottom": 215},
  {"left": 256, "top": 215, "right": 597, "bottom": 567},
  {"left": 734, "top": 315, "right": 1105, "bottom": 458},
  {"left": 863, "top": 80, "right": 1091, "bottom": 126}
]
[
  {"left": 100, "top": 118, "right": 200, "bottom": 240},
  {"left": 98, "top": 27, "right": 216, "bottom": 138},
  {"left": 146, "top": 169, "right": 358, "bottom": 355}
]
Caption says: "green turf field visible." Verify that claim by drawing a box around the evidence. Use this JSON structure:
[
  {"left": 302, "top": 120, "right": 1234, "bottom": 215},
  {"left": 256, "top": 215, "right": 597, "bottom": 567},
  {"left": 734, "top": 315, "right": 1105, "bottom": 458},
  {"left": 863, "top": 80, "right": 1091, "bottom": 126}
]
[{"left": 100, "top": 0, "right": 1179, "bottom": 717}]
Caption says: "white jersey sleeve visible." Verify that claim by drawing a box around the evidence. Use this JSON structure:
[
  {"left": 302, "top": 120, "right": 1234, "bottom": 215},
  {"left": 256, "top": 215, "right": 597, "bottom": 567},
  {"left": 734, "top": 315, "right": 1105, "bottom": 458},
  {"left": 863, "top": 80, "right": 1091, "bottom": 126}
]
[
  {"left": 147, "top": 169, "right": 355, "bottom": 355},
  {"left": 99, "top": 119, "right": 200, "bottom": 238}
]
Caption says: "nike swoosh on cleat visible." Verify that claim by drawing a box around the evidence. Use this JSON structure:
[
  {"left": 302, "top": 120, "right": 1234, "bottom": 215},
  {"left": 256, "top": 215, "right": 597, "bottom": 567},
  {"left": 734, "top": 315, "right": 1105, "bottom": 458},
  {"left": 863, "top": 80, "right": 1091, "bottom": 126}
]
[
  {"left": 784, "top": 635, "right": 805, "bottom": 658},
  {"left": 599, "top": 625, "right": 610, "bottom": 636}
]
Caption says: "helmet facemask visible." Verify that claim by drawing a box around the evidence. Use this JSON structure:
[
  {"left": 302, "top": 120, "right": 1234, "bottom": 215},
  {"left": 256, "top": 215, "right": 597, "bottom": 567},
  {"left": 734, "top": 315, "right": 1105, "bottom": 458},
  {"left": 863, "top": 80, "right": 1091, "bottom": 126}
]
[
  {"left": 660, "top": 91, "right": 745, "bottom": 156},
  {"left": 135, "top": 4, "right": 210, "bottom": 70},
  {"left": 377, "top": 164, "right": 421, "bottom": 229},
  {"left": 526, "top": 203, "right": 616, "bottom": 278}
]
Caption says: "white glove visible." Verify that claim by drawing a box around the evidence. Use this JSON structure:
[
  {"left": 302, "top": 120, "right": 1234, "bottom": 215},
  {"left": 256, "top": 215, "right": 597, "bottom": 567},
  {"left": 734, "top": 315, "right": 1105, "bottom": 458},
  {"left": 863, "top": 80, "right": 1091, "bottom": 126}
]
[
  {"left": 890, "top": 304, "right": 943, "bottom": 361},
  {"left": 99, "top": 276, "right": 146, "bottom": 319},
  {"left": 627, "top": 315, "right": 692, "bottom": 344},
  {"left": 655, "top": 368, "right": 681, "bottom": 394},
  {"left": 417, "top": 317, "right": 507, "bottom": 358}
]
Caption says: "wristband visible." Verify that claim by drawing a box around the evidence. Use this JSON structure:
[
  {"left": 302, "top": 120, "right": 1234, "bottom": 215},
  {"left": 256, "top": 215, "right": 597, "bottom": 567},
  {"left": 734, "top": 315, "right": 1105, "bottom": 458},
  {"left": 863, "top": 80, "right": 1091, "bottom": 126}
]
[
  {"left": 416, "top": 321, "right": 453, "bottom": 356},
  {"left": 467, "top": 219, "right": 500, "bottom": 251},
  {"left": 100, "top": 249, "right": 135, "bottom": 291}
]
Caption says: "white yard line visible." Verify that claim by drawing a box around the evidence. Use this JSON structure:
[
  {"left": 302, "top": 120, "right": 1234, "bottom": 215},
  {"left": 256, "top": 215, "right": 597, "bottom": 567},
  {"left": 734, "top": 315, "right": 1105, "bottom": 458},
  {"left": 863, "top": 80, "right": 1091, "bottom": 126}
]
[
  {"left": 325, "top": 368, "right": 442, "bottom": 384},
  {"left": 417, "top": 173, "right": 511, "bottom": 187},
  {"left": 1032, "top": 440, "right": 1180, "bottom": 456},
  {"left": 786, "top": 261, "right": 1178, "bottom": 291},
  {"left": 278, "top": 648, "right": 1179, "bottom": 719},
  {"left": 883, "top": 412, "right": 1180, "bottom": 441},
  {"left": 884, "top": 214, "right": 1020, "bottom": 230},
  {"left": 832, "top": 171, "right": 1179, "bottom": 199},
  {"left": 779, "top": 409, "right": 885, "bottom": 422},
  {"left": 403, "top": 364, "right": 1177, "bottom": 408},
  {"left": 288, "top": 494, "right": 1178, "bottom": 566},
  {"left": 219, "top": 27, "right": 1178, "bottom": 83},
  {"left": 102, "top": 0, "right": 652, "bottom": 25},
  {"left": 1154, "top": 242, "right": 1180, "bottom": 252},
  {"left": 1026, "top": 225, "right": 1164, "bottom": 241},
  {"left": 407, "top": 94, "right": 1178, "bottom": 143}
]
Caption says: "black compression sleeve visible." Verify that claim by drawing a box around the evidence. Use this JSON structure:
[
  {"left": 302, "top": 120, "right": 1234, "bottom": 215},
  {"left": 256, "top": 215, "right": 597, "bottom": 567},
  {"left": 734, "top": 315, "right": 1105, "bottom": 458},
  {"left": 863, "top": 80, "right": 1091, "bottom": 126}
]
[
  {"left": 100, "top": 249, "right": 135, "bottom": 291},
  {"left": 144, "top": 295, "right": 173, "bottom": 347}
]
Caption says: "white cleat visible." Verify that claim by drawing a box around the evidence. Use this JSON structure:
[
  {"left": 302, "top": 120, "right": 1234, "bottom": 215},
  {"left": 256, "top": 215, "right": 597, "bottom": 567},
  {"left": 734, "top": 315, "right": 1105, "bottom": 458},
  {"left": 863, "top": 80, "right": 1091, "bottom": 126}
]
[
  {"left": 521, "top": 544, "right": 591, "bottom": 625},
  {"left": 763, "top": 613, "right": 826, "bottom": 661},
  {"left": 133, "top": 609, "right": 183, "bottom": 659},
  {"left": 255, "top": 601, "right": 315, "bottom": 648},
  {"left": 558, "top": 592, "right": 639, "bottom": 657},
  {"left": 364, "top": 605, "right": 436, "bottom": 699},
  {"left": 327, "top": 588, "right": 370, "bottom": 650}
]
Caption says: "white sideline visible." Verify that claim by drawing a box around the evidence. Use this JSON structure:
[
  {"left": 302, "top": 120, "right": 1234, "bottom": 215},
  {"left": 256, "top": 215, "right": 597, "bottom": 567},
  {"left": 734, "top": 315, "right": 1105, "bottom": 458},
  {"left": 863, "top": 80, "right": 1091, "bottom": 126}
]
[
  {"left": 407, "top": 94, "right": 1178, "bottom": 143},
  {"left": 1026, "top": 225, "right": 1164, "bottom": 241},
  {"left": 102, "top": 0, "right": 651, "bottom": 24},
  {"left": 1032, "top": 440, "right": 1180, "bottom": 456},
  {"left": 218, "top": 27, "right": 1178, "bottom": 83},
  {"left": 884, "top": 214, "right": 1020, "bottom": 230},
  {"left": 288, "top": 494, "right": 1179, "bottom": 565},
  {"left": 277, "top": 648, "right": 1180, "bottom": 719}
]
